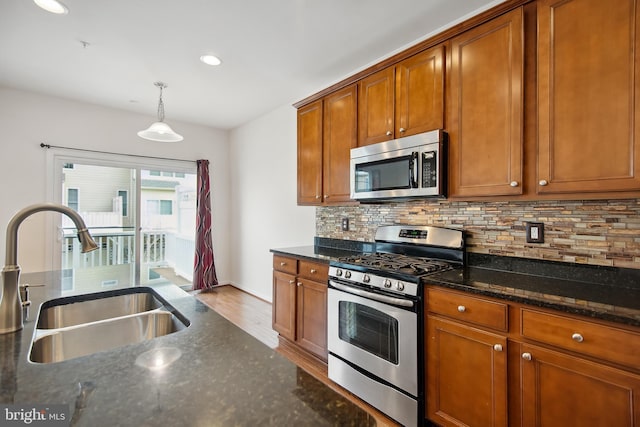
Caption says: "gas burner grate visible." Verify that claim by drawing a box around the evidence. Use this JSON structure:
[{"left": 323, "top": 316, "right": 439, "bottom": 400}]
[{"left": 337, "top": 253, "right": 454, "bottom": 276}]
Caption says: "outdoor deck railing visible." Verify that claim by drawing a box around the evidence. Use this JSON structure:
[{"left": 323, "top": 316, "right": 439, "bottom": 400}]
[{"left": 62, "top": 228, "right": 194, "bottom": 280}]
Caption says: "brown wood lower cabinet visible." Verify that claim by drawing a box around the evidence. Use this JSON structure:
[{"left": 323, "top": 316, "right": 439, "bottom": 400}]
[
  {"left": 426, "top": 316, "right": 508, "bottom": 427},
  {"left": 272, "top": 254, "right": 328, "bottom": 361},
  {"left": 425, "top": 286, "right": 640, "bottom": 426},
  {"left": 518, "top": 342, "right": 640, "bottom": 426}
]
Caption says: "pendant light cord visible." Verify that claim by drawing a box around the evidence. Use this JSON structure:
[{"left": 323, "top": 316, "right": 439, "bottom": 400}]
[{"left": 156, "top": 82, "right": 166, "bottom": 122}]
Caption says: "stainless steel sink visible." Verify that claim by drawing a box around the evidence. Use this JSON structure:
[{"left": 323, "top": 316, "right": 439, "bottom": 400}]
[
  {"left": 36, "top": 288, "right": 165, "bottom": 329},
  {"left": 29, "top": 287, "right": 189, "bottom": 364}
]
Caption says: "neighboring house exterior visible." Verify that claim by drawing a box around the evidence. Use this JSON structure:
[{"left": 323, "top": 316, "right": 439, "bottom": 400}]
[{"left": 60, "top": 164, "right": 196, "bottom": 282}]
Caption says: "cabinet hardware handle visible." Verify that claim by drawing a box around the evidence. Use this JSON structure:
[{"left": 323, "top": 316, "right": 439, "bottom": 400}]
[
  {"left": 324, "top": 195, "right": 328, "bottom": 199},
  {"left": 386, "top": 131, "right": 393, "bottom": 136},
  {"left": 315, "top": 195, "right": 321, "bottom": 199},
  {"left": 310, "top": 269, "right": 317, "bottom": 274},
  {"left": 457, "top": 305, "right": 466, "bottom": 313},
  {"left": 399, "top": 127, "right": 406, "bottom": 133},
  {"left": 289, "top": 280, "right": 295, "bottom": 284},
  {"left": 539, "top": 179, "right": 548, "bottom": 186},
  {"left": 494, "top": 344, "right": 503, "bottom": 352},
  {"left": 522, "top": 352, "right": 532, "bottom": 361},
  {"left": 280, "top": 262, "right": 286, "bottom": 266},
  {"left": 297, "top": 282, "right": 302, "bottom": 287},
  {"left": 510, "top": 181, "right": 519, "bottom": 187},
  {"left": 571, "top": 333, "right": 584, "bottom": 343}
]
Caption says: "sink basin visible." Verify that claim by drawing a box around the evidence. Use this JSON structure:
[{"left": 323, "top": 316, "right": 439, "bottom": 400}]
[
  {"left": 36, "top": 288, "right": 165, "bottom": 329},
  {"left": 29, "top": 287, "right": 189, "bottom": 364}
]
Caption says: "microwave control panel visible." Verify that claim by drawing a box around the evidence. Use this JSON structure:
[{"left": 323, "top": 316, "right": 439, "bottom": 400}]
[{"left": 422, "top": 151, "right": 437, "bottom": 188}]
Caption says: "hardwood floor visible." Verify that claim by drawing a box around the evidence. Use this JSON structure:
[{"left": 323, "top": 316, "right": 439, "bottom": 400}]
[{"left": 195, "top": 285, "right": 400, "bottom": 427}]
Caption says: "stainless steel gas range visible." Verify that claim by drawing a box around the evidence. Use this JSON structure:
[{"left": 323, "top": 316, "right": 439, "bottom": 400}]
[{"left": 327, "top": 225, "right": 465, "bottom": 427}]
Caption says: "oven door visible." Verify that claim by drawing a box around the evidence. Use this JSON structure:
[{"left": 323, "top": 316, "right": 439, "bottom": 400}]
[{"left": 327, "top": 280, "right": 418, "bottom": 396}]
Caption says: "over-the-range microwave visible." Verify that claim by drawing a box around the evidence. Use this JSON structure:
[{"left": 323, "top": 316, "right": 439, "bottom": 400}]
[{"left": 350, "top": 129, "right": 447, "bottom": 201}]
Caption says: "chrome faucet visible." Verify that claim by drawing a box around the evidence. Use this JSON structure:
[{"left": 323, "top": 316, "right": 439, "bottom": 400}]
[{"left": 0, "top": 203, "right": 99, "bottom": 334}]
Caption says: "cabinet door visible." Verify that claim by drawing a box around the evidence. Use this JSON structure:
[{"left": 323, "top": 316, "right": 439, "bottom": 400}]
[
  {"left": 448, "top": 7, "right": 524, "bottom": 197},
  {"left": 297, "top": 100, "right": 323, "bottom": 205},
  {"left": 520, "top": 343, "right": 640, "bottom": 426},
  {"left": 396, "top": 45, "right": 445, "bottom": 137},
  {"left": 426, "top": 316, "right": 507, "bottom": 427},
  {"left": 296, "top": 278, "right": 327, "bottom": 360},
  {"left": 272, "top": 270, "right": 296, "bottom": 341},
  {"left": 323, "top": 85, "right": 357, "bottom": 203},
  {"left": 358, "top": 67, "right": 395, "bottom": 146},
  {"left": 537, "top": 0, "right": 640, "bottom": 194}
]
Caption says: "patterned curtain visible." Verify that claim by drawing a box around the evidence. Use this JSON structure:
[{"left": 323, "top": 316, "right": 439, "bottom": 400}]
[{"left": 193, "top": 159, "right": 219, "bottom": 290}]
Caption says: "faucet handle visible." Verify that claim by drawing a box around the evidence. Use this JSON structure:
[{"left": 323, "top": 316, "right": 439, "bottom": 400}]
[{"left": 19, "top": 284, "right": 31, "bottom": 307}]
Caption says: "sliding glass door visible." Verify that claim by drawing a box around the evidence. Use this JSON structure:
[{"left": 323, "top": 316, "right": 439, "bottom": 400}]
[{"left": 49, "top": 151, "right": 196, "bottom": 291}]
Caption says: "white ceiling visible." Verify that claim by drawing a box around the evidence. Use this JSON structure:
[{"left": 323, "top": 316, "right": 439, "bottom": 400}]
[{"left": 0, "top": 0, "right": 503, "bottom": 130}]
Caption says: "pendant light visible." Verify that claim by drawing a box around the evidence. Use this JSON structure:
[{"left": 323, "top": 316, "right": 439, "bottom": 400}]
[{"left": 138, "top": 82, "right": 183, "bottom": 142}]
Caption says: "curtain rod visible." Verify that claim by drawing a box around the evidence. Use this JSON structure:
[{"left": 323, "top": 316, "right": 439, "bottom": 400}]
[{"left": 39, "top": 142, "right": 198, "bottom": 164}]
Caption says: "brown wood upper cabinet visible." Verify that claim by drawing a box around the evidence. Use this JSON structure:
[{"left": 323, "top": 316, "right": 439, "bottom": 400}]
[
  {"left": 297, "top": 85, "right": 357, "bottom": 205},
  {"left": 537, "top": 0, "right": 640, "bottom": 194},
  {"left": 322, "top": 85, "right": 357, "bottom": 204},
  {"left": 448, "top": 7, "right": 524, "bottom": 197},
  {"left": 358, "top": 45, "right": 445, "bottom": 147},
  {"left": 297, "top": 100, "right": 323, "bottom": 205}
]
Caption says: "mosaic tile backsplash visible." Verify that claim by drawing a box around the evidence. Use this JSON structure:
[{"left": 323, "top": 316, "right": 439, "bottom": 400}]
[{"left": 316, "top": 199, "right": 640, "bottom": 269}]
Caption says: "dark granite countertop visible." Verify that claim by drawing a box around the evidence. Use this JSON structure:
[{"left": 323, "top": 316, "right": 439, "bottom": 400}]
[
  {"left": 271, "top": 240, "right": 640, "bottom": 328},
  {"left": 270, "top": 245, "right": 357, "bottom": 263},
  {"left": 427, "top": 254, "right": 640, "bottom": 327},
  {"left": 0, "top": 265, "right": 374, "bottom": 426}
]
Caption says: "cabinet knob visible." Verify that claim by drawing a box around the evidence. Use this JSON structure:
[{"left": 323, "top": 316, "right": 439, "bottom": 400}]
[
  {"left": 297, "top": 282, "right": 302, "bottom": 287},
  {"left": 324, "top": 195, "right": 328, "bottom": 199},
  {"left": 280, "top": 262, "right": 286, "bottom": 266},
  {"left": 522, "top": 352, "right": 532, "bottom": 361},
  {"left": 288, "top": 280, "right": 295, "bottom": 284},
  {"left": 457, "top": 305, "right": 466, "bottom": 313},
  {"left": 539, "top": 179, "right": 548, "bottom": 186},
  {"left": 310, "top": 269, "right": 317, "bottom": 274},
  {"left": 571, "top": 333, "right": 584, "bottom": 343},
  {"left": 399, "top": 127, "right": 406, "bottom": 133},
  {"left": 315, "top": 195, "right": 321, "bottom": 199},
  {"left": 510, "top": 181, "right": 519, "bottom": 187},
  {"left": 493, "top": 344, "right": 503, "bottom": 352},
  {"left": 386, "top": 131, "right": 393, "bottom": 136}
]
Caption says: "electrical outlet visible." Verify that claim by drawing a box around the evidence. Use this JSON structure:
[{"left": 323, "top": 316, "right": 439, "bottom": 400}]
[
  {"left": 341, "top": 217, "right": 349, "bottom": 231},
  {"left": 526, "top": 222, "right": 544, "bottom": 243}
]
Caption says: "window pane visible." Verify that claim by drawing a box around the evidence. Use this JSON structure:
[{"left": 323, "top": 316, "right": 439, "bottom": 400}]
[
  {"left": 149, "top": 170, "right": 161, "bottom": 176},
  {"left": 147, "top": 200, "right": 159, "bottom": 215},
  {"left": 118, "top": 190, "right": 128, "bottom": 216},
  {"left": 67, "top": 188, "right": 79, "bottom": 211},
  {"left": 160, "top": 200, "right": 173, "bottom": 215}
]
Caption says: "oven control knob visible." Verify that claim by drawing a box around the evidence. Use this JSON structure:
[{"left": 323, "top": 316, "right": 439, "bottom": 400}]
[
  {"left": 383, "top": 279, "right": 392, "bottom": 288},
  {"left": 363, "top": 274, "right": 371, "bottom": 283},
  {"left": 396, "top": 282, "right": 405, "bottom": 291},
  {"left": 335, "top": 269, "right": 343, "bottom": 277},
  {"left": 345, "top": 271, "right": 352, "bottom": 279}
]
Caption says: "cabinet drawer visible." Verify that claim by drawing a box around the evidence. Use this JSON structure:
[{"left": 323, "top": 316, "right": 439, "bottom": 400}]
[
  {"left": 521, "top": 308, "right": 640, "bottom": 368},
  {"left": 298, "top": 259, "right": 328, "bottom": 282},
  {"left": 426, "top": 287, "right": 508, "bottom": 331},
  {"left": 273, "top": 255, "right": 297, "bottom": 275}
]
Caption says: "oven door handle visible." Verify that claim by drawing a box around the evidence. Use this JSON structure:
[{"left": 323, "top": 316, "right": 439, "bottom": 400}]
[{"left": 329, "top": 280, "right": 415, "bottom": 308}]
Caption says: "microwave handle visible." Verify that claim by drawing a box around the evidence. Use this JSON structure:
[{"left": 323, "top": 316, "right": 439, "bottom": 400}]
[{"left": 409, "top": 152, "right": 418, "bottom": 188}]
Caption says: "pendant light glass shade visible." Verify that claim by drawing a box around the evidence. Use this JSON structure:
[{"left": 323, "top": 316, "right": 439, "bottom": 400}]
[
  {"left": 138, "top": 82, "right": 183, "bottom": 142},
  {"left": 137, "top": 121, "right": 184, "bottom": 142}
]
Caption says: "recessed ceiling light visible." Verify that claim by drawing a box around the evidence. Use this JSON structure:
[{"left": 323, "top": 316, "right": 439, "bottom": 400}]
[
  {"left": 34, "top": 0, "right": 69, "bottom": 14},
  {"left": 200, "top": 55, "right": 222, "bottom": 66}
]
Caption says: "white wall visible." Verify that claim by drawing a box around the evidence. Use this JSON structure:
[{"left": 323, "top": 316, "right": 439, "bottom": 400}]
[
  {"left": 0, "top": 86, "right": 231, "bottom": 285},
  {"left": 228, "top": 104, "right": 316, "bottom": 301}
]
